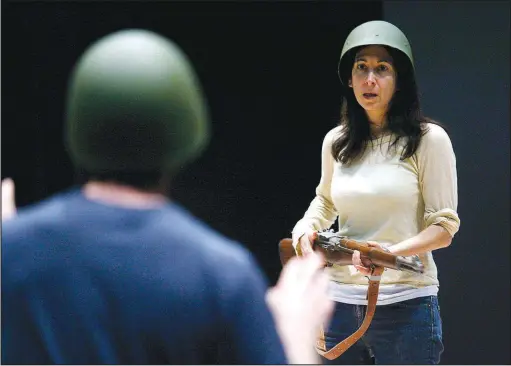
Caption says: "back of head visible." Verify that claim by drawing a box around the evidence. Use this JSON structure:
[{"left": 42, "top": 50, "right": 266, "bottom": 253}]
[{"left": 65, "top": 29, "right": 210, "bottom": 175}]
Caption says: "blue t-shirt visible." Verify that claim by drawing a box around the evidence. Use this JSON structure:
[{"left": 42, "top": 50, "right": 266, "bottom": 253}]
[{"left": 2, "top": 188, "right": 287, "bottom": 364}]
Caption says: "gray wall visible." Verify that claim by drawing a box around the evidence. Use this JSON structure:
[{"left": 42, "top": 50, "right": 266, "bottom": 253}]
[{"left": 384, "top": 1, "right": 510, "bottom": 364}]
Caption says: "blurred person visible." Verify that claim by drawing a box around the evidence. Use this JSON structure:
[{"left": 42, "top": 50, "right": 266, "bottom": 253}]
[{"left": 1, "top": 29, "right": 333, "bottom": 365}]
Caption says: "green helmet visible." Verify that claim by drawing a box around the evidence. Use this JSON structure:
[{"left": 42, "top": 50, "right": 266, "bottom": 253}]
[
  {"left": 337, "top": 20, "right": 414, "bottom": 85},
  {"left": 65, "top": 29, "right": 210, "bottom": 173}
]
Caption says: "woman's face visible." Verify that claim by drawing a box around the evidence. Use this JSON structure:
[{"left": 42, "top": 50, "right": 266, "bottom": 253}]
[{"left": 349, "top": 45, "right": 397, "bottom": 118}]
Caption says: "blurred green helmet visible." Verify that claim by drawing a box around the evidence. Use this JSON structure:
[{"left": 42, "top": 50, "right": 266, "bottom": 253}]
[
  {"left": 337, "top": 20, "right": 414, "bottom": 85},
  {"left": 65, "top": 29, "right": 210, "bottom": 173}
]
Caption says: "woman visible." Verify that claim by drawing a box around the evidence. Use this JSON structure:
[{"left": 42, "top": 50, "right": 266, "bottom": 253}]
[{"left": 292, "top": 20, "right": 460, "bottom": 365}]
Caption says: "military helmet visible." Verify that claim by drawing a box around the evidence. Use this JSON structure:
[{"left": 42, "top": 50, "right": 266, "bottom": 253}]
[
  {"left": 338, "top": 20, "right": 414, "bottom": 85},
  {"left": 65, "top": 29, "right": 210, "bottom": 173}
]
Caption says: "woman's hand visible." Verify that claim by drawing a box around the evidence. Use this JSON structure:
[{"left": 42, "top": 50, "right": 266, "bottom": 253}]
[
  {"left": 297, "top": 229, "right": 318, "bottom": 256},
  {"left": 352, "top": 241, "right": 388, "bottom": 275}
]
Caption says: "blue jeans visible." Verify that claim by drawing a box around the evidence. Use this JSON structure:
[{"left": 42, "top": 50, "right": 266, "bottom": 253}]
[{"left": 322, "top": 296, "right": 444, "bottom": 365}]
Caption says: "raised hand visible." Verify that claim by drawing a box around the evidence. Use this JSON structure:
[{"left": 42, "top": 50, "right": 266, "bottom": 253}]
[
  {"left": 266, "top": 252, "right": 334, "bottom": 364},
  {"left": 2, "top": 178, "right": 17, "bottom": 221}
]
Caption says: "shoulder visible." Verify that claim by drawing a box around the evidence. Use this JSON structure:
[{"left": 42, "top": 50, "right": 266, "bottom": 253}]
[
  {"left": 421, "top": 122, "right": 452, "bottom": 146},
  {"left": 2, "top": 190, "right": 75, "bottom": 243},
  {"left": 163, "top": 207, "right": 269, "bottom": 313},
  {"left": 414, "top": 121, "right": 456, "bottom": 165},
  {"left": 322, "top": 125, "right": 344, "bottom": 149},
  {"left": 325, "top": 125, "right": 344, "bottom": 141},
  {"left": 415, "top": 121, "right": 454, "bottom": 156},
  {"left": 160, "top": 204, "right": 265, "bottom": 282},
  {"left": 161, "top": 204, "right": 255, "bottom": 261},
  {"left": 2, "top": 191, "right": 80, "bottom": 284}
]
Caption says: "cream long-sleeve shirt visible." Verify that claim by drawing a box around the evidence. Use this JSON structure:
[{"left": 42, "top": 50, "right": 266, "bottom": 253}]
[{"left": 292, "top": 123, "right": 460, "bottom": 288}]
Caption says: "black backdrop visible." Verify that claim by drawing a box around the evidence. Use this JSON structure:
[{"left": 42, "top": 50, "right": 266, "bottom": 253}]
[
  {"left": 3, "top": 0, "right": 381, "bottom": 283},
  {"left": 2, "top": 1, "right": 509, "bottom": 365}
]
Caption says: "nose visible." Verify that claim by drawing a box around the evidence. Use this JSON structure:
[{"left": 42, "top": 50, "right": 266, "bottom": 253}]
[{"left": 365, "top": 71, "right": 376, "bottom": 85}]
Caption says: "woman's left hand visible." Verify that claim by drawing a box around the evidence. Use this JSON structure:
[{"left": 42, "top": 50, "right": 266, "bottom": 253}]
[{"left": 352, "top": 241, "right": 388, "bottom": 276}]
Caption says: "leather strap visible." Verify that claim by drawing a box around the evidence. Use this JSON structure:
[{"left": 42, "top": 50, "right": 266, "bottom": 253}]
[{"left": 315, "top": 266, "right": 385, "bottom": 360}]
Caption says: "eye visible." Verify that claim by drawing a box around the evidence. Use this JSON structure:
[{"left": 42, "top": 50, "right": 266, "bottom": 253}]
[
  {"left": 356, "top": 63, "right": 367, "bottom": 71},
  {"left": 377, "top": 64, "right": 389, "bottom": 72}
]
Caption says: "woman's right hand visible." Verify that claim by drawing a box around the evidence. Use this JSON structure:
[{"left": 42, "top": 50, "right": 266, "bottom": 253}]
[{"left": 298, "top": 230, "right": 318, "bottom": 256}]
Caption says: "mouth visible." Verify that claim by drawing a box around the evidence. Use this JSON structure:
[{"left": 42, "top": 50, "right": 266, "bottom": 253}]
[{"left": 363, "top": 93, "right": 378, "bottom": 99}]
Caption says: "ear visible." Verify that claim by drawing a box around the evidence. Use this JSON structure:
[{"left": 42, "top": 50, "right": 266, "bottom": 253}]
[{"left": 348, "top": 79, "right": 353, "bottom": 88}]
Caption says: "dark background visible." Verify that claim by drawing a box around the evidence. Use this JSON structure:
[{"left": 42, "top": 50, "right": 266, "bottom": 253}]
[{"left": 2, "top": 1, "right": 509, "bottom": 364}]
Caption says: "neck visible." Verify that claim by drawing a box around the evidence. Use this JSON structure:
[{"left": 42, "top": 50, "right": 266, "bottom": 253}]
[
  {"left": 83, "top": 181, "right": 169, "bottom": 209},
  {"left": 365, "top": 110, "right": 388, "bottom": 134}
]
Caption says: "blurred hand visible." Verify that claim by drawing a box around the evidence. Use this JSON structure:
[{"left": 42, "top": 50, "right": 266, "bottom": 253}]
[
  {"left": 266, "top": 252, "right": 334, "bottom": 364},
  {"left": 352, "top": 241, "right": 388, "bottom": 276},
  {"left": 2, "top": 178, "right": 17, "bottom": 221}
]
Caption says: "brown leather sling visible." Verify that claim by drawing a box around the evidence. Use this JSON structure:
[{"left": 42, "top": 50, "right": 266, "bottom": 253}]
[{"left": 278, "top": 232, "right": 424, "bottom": 360}]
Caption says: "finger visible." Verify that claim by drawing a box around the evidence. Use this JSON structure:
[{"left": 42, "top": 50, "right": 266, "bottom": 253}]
[
  {"left": 360, "top": 256, "right": 373, "bottom": 268},
  {"left": 299, "top": 244, "right": 312, "bottom": 256},
  {"left": 277, "top": 254, "right": 303, "bottom": 285},
  {"left": 366, "top": 241, "right": 388, "bottom": 253},
  {"left": 300, "top": 238, "right": 313, "bottom": 255},
  {"left": 299, "top": 253, "right": 325, "bottom": 281},
  {"left": 314, "top": 251, "right": 328, "bottom": 267},
  {"left": 312, "top": 251, "right": 326, "bottom": 264},
  {"left": 277, "top": 252, "right": 322, "bottom": 290},
  {"left": 276, "top": 253, "right": 326, "bottom": 292},
  {"left": 355, "top": 265, "right": 371, "bottom": 275},
  {"left": 303, "top": 244, "right": 313, "bottom": 255},
  {"left": 265, "top": 287, "right": 281, "bottom": 311},
  {"left": 286, "top": 254, "right": 326, "bottom": 293},
  {"left": 352, "top": 250, "right": 362, "bottom": 267},
  {"left": 265, "top": 287, "right": 275, "bottom": 306},
  {"left": 2, "top": 178, "right": 17, "bottom": 220}
]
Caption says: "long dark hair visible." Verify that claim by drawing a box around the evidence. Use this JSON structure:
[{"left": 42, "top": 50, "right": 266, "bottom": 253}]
[{"left": 332, "top": 46, "right": 444, "bottom": 165}]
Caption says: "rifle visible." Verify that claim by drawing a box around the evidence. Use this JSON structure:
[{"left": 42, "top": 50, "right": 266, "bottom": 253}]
[
  {"left": 279, "top": 229, "right": 424, "bottom": 273},
  {"left": 278, "top": 230, "right": 424, "bottom": 360}
]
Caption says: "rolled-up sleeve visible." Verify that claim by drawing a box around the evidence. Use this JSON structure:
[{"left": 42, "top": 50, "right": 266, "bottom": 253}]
[
  {"left": 417, "top": 124, "right": 461, "bottom": 237},
  {"left": 291, "top": 127, "right": 340, "bottom": 248}
]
